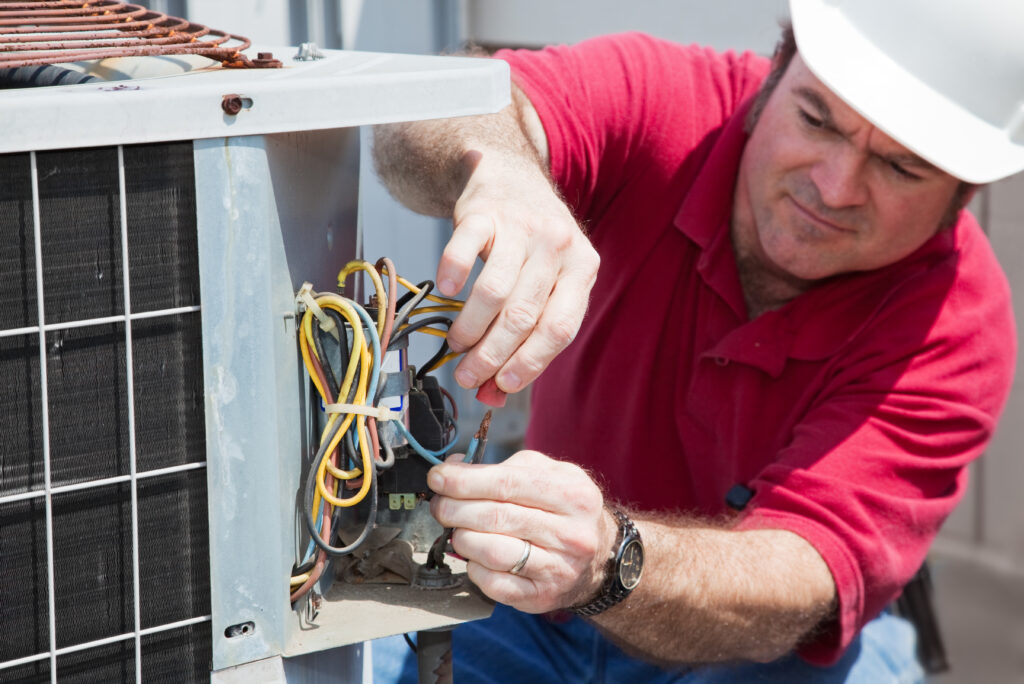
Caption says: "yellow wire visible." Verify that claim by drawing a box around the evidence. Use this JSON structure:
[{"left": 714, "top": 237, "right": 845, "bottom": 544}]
[
  {"left": 299, "top": 311, "right": 328, "bottom": 400},
  {"left": 398, "top": 325, "right": 450, "bottom": 339},
  {"left": 430, "top": 351, "right": 462, "bottom": 371},
  {"left": 315, "top": 294, "right": 374, "bottom": 507},
  {"left": 408, "top": 305, "right": 462, "bottom": 315},
  {"left": 290, "top": 572, "right": 311, "bottom": 587},
  {"left": 318, "top": 295, "right": 366, "bottom": 404},
  {"left": 337, "top": 260, "right": 387, "bottom": 338},
  {"left": 379, "top": 266, "right": 465, "bottom": 308},
  {"left": 302, "top": 295, "right": 371, "bottom": 513},
  {"left": 317, "top": 414, "right": 372, "bottom": 507}
]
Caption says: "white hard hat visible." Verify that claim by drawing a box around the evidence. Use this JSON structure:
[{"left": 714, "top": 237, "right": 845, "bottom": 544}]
[{"left": 789, "top": 0, "right": 1024, "bottom": 184}]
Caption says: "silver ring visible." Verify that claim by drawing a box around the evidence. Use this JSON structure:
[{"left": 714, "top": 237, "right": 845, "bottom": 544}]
[{"left": 508, "top": 540, "right": 531, "bottom": 575}]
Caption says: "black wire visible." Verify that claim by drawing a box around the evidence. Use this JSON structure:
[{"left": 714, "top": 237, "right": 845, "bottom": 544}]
[
  {"left": 403, "top": 633, "right": 417, "bottom": 654},
  {"left": 416, "top": 325, "right": 453, "bottom": 382},
  {"left": 311, "top": 316, "right": 340, "bottom": 399},
  {"left": 316, "top": 308, "right": 364, "bottom": 405},
  {"left": 292, "top": 559, "right": 316, "bottom": 576},
  {"left": 344, "top": 429, "right": 360, "bottom": 471},
  {"left": 388, "top": 315, "right": 453, "bottom": 350},
  {"left": 395, "top": 279, "right": 432, "bottom": 312},
  {"left": 323, "top": 308, "right": 356, "bottom": 400}
]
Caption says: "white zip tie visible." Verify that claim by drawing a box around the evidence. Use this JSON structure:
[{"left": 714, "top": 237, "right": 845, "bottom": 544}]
[
  {"left": 325, "top": 403, "right": 398, "bottom": 421},
  {"left": 296, "top": 282, "right": 340, "bottom": 341}
]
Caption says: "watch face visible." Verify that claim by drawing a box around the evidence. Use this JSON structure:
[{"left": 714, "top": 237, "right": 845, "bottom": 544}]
[{"left": 618, "top": 539, "right": 644, "bottom": 591}]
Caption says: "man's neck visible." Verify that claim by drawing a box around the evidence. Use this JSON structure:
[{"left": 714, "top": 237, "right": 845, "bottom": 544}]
[
  {"left": 730, "top": 219, "right": 814, "bottom": 320},
  {"left": 734, "top": 252, "right": 806, "bottom": 319}
]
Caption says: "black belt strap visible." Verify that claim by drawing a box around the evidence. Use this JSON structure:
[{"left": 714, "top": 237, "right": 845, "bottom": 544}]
[{"left": 893, "top": 562, "right": 950, "bottom": 674}]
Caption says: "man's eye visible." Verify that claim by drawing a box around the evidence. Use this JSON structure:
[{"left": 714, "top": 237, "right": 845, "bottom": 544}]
[
  {"left": 888, "top": 160, "right": 920, "bottom": 180},
  {"left": 798, "top": 109, "right": 824, "bottom": 128}
]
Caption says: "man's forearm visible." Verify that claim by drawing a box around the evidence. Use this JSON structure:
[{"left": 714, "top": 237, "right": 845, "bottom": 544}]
[
  {"left": 591, "top": 514, "right": 837, "bottom": 665},
  {"left": 372, "top": 84, "right": 548, "bottom": 218}
]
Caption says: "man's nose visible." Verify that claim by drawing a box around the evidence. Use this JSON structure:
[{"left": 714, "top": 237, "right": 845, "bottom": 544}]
[{"left": 808, "top": 148, "right": 869, "bottom": 209}]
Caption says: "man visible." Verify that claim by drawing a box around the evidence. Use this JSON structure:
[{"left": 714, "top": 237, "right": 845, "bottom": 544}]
[{"left": 372, "top": 0, "right": 1021, "bottom": 680}]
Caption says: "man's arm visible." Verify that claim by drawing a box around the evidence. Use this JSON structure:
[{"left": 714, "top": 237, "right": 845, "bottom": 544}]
[
  {"left": 372, "top": 83, "right": 599, "bottom": 394},
  {"left": 429, "top": 451, "right": 837, "bottom": 665},
  {"left": 598, "top": 514, "right": 836, "bottom": 664}
]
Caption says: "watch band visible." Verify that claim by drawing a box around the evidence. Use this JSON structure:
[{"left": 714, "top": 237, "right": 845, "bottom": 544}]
[{"left": 569, "top": 508, "right": 643, "bottom": 617}]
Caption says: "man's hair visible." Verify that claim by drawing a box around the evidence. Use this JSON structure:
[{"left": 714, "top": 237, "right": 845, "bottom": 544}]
[
  {"left": 744, "top": 24, "right": 798, "bottom": 136},
  {"left": 743, "top": 23, "right": 975, "bottom": 228}
]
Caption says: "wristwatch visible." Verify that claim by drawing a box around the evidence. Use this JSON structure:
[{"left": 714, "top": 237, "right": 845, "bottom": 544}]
[{"left": 570, "top": 508, "right": 644, "bottom": 617}]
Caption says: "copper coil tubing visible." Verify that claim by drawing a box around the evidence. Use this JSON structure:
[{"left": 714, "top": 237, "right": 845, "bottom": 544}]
[{"left": 0, "top": 0, "right": 276, "bottom": 68}]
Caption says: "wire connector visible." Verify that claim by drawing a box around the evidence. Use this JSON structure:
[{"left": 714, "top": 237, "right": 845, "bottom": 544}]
[{"left": 296, "top": 282, "right": 340, "bottom": 341}]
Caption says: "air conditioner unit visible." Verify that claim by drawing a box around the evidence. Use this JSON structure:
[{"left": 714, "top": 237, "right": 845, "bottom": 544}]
[{"left": 0, "top": 45, "right": 507, "bottom": 682}]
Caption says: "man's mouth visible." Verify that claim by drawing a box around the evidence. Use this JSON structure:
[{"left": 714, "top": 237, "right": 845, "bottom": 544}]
[{"left": 786, "top": 195, "right": 856, "bottom": 234}]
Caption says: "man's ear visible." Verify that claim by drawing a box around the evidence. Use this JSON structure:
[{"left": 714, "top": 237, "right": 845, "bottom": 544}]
[{"left": 961, "top": 184, "right": 980, "bottom": 210}]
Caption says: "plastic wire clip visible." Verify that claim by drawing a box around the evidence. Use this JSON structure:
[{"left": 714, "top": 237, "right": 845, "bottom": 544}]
[{"left": 296, "top": 282, "right": 340, "bottom": 341}]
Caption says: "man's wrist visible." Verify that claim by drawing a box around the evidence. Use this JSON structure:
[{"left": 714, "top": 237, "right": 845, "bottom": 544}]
[{"left": 569, "top": 507, "right": 644, "bottom": 617}]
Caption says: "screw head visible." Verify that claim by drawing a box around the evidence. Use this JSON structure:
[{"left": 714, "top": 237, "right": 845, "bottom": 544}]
[{"left": 221, "top": 94, "right": 243, "bottom": 115}]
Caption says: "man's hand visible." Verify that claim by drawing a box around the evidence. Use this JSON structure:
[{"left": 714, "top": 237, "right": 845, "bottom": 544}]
[
  {"left": 439, "top": 153, "right": 599, "bottom": 394},
  {"left": 428, "top": 450, "right": 614, "bottom": 613},
  {"left": 373, "top": 82, "right": 598, "bottom": 396}
]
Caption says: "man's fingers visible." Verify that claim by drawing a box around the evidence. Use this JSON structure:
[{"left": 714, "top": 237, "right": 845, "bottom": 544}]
[
  {"left": 451, "top": 529, "right": 539, "bottom": 574},
  {"left": 433, "top": 498, "right": 563, "bottom": 550},
  {"left": 446, "top": 229, "right": 527, "bottom": 361},
  {"left": 437, "top": 213, "right": 494, "bottom": 297},
  {"left": 464, "top": 563, "right": 547, "bottom": 613},
  {"left": 452, "top": 252, "right": 557, "bottom": 391},
  {"left": 494, "top": 265, "right": 594, "bottom": 392},
  {"left": 456, "top": 532, "right": 585, "bottom": 614},
  {"left": 428, "top": 453, "right": 602, "bottom": 518}
]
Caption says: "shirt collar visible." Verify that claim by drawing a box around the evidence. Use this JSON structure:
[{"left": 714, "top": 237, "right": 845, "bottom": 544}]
[{"left": 672, "top": 97, "right": 755, "bottom": 318}]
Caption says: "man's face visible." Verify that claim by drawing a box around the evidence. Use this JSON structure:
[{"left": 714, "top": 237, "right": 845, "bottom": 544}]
[{"left": 733, "top": 55, "right": 963, "bottom": 285}]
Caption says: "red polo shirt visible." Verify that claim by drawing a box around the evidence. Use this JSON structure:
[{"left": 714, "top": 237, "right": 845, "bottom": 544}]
[{"left": 497, "top": 33, "right": 1016, "bottom": 664}]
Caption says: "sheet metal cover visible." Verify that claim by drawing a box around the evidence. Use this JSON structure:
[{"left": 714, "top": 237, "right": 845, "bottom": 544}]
[{"left": 0, "top": 43, "right": 510, "bottom": 154}]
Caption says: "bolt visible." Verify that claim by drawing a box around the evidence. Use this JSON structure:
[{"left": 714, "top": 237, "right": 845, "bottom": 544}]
[
  {"left": 252, "top": 51, "right": 283, "bottom": 69},
  {"left": 221, "top": 94, "right": 243, "bottom": 115}
]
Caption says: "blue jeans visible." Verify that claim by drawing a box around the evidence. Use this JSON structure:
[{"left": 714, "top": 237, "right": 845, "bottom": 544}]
[{"left": 371, "top": 604, "right": 924, "bottom": 683}]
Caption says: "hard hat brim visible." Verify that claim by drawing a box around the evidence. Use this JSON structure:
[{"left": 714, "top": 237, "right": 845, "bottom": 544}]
[{"left": 791, "top": 0, "right": 1024, "bottom": 184}]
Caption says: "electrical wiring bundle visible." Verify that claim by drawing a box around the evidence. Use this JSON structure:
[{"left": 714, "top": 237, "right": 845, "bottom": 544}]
[{"left": 289, "top": 258, "right": 467, "bottom": 604}]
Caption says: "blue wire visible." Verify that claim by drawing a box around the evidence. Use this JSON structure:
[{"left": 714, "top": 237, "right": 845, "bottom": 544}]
[
  {"left": 393, "top": 420, "right": 460, "bottom": 466},
  {"left": 464, "top": 437, "right": 479, "bottom": 464},
  {"left": 301, "top": 498, "right": 326, "bottom": 564}
]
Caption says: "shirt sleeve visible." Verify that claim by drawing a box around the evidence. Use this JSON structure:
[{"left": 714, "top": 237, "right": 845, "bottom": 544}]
[
  {"left": 494, "top": 33, "right": 766, "bottom": 228},
  {"left": 734, "top": 224, "right": 1016, "bottom": 664}
]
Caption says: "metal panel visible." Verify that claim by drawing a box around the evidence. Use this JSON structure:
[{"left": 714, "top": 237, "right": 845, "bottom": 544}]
[{"left": 195, "top": 128, "right": 362, "bottom": 672}]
